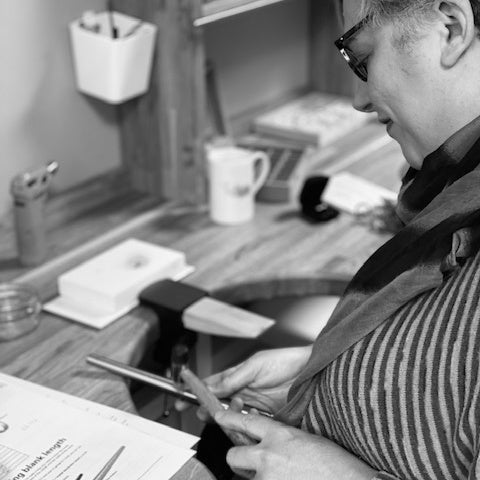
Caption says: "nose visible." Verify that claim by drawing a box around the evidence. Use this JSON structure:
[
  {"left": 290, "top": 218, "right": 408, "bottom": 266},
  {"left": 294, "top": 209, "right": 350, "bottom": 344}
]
[{"left": 352, "top": 79, "right": 373, "bottom": 113}]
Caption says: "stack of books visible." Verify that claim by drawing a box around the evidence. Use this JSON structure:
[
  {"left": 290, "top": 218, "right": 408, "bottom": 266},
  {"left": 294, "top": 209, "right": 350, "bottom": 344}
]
[{"left": 252, "top": 92, "right": 372, "bottom": 147}]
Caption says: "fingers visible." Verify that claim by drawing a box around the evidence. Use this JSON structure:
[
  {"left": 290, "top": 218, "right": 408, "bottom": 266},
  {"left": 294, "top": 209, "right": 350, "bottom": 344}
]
[
  {"left": 232, "top": 467, "right": 255, "bottom": 479},
  {"left": 176, "top": 389, "right": 248, "bottom": 424},
  {"left": 230, "top": 395, "right": 244, "bottom": 413},
  {"left": 205, "top": 362, "right": 254, "bottom": 397},
  {"left": 196, "top": 406, "right": 211, "bottom": 422},
  {"left": 227, "top": 446, "right": 259, "bottom": 475},
  {"left": 174, "top": 398, "right": 220, "bottom": 422},
  {"left": 197, "top": 396, "right": 243, "bottom": 423},
  {"left": 203, "top": 365, "right": 238, "bottom": 388},
  {"left": 215, "top": 409, "right": 277, "bottom": 441}
]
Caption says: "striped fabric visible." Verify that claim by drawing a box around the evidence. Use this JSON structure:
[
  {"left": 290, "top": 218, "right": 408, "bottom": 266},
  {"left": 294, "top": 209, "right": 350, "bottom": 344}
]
[
  {"left": 302, "top": 248, "right": 480, "bottom": 480},
  {"left": 278, "top": 118, "right": 480, "bottom": 427}
]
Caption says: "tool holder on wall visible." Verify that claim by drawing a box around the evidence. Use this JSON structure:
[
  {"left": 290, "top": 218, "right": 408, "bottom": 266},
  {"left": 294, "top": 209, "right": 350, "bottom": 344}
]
[{"left": 69, "top": 11, "right": 157, "bottom": 104}]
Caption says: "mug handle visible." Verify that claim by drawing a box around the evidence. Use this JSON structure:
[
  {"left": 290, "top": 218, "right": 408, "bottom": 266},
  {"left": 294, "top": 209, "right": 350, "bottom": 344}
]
[{"left": 251, "top": 152, "right": 271, "bottom": 195}]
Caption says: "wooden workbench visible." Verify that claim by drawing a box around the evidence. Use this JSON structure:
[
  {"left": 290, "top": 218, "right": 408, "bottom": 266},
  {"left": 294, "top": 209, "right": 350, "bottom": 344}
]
[{"left": 0, "top": 124, "right": 405, "bottom": 479}]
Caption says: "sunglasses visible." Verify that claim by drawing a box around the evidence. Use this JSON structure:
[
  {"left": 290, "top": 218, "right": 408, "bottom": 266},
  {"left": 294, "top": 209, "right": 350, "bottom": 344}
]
[{"left": 334, "top": 15, "right": 370, "bottom": 82}]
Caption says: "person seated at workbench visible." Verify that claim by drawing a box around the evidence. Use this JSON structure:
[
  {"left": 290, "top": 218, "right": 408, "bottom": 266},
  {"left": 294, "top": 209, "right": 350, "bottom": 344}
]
[{"left": 193, "top": 0, "right": 480, "bottom": 478}]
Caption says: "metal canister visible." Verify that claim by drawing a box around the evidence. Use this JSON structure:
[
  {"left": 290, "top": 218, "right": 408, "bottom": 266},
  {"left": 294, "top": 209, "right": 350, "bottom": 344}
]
[{"left": 10, "top": 161, "right": 59, "bottom": 267}]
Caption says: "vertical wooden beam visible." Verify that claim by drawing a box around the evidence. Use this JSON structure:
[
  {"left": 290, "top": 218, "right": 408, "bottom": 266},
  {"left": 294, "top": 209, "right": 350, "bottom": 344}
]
[
  {"left": 112, "top": 0, "right": 207, "bottom": 203},
  {"left": 309, "top": 0, "right": 355, "bottom": 97}
]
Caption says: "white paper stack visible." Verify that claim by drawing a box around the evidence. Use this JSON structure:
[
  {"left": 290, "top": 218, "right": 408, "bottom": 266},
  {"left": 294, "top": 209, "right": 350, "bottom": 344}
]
[
  {"left": 0, "top": 373, "right": 198, "bottom": 480},
  {"left": 322, "top": 172, "right": 397, "bottom": 214},
  {"left": 44, "top": 238, "right": 194, "bottom": 328}
]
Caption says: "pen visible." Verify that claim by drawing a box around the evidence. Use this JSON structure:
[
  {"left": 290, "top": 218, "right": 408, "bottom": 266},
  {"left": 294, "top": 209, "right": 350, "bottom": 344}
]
[
  {"left": 106, "top": 0, "right": 118, "bottom": 39},
  {"left": 93, "top": 446, "right": 125, "bottom": 480},
  {"left": 123, "top": 21, "right": 143, "bottom": 38},
  {"left": 74, "top": 475, "right": 83, "bottom": 480}
]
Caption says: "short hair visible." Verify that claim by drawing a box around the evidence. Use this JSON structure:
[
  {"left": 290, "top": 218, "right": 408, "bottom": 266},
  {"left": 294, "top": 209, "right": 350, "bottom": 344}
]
[
  {"left": 341, "top": 0, "right": 480, "bottom": 46},
  {"left": 359, "top": 0, "right": 480, "bottom": 25}
]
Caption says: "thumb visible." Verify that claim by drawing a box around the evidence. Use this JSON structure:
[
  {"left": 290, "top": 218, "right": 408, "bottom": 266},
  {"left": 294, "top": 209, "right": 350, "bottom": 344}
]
[{"left": 206, "top": 362, "right": 257, "bottom": 397}]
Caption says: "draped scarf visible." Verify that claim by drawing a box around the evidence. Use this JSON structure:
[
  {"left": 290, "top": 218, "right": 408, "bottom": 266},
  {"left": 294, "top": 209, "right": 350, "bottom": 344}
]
[{"left": 277, "top": 116, "right": 480, "bottom": 426}]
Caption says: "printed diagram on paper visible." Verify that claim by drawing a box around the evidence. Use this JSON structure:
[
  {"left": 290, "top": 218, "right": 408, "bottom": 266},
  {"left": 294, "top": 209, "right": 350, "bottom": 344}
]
[
  {"left": 0, "top": 444, "right": 28, "bottom": 480},
  {"left": 0, "top": 374, "right": 196, "bottom": 480}
]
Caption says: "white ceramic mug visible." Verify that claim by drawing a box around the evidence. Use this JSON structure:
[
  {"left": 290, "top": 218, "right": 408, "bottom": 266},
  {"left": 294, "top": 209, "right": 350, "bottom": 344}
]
[{"left": 207, "top": 146, "right": 271, "bottom": 225}]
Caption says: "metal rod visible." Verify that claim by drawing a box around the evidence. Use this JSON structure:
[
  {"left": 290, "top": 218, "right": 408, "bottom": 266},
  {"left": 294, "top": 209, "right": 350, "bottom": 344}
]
[
  {"left": 194, "top": 0, "right": 287, "bottom": 27},
  {"left": 86, "top": 354, "right": 271, "bottom": 417}
]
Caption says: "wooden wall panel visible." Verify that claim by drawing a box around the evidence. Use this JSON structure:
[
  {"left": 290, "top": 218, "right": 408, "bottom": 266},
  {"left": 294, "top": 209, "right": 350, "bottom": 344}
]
[
  {"left": 309, "top": 0, "right": 355, "bottom": 97},
  {"left": 112, "top": 0, "right": 207, "bottom": 203}
]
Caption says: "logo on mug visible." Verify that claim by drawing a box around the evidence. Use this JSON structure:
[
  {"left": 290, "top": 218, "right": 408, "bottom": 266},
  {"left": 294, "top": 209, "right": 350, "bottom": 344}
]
[{"left": 225, "top": 183, "right": 251, "bottom": 197}]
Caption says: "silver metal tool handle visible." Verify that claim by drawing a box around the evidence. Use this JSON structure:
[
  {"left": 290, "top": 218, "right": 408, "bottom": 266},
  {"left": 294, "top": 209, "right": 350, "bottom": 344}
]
[{"left": 86, "top": 353, "right": 271, "bottom": 417}]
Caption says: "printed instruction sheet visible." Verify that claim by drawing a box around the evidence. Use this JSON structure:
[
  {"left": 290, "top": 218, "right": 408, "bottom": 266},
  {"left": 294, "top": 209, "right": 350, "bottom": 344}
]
[{"left": 0, "top": 373, "right": 196, "bottom": 480}]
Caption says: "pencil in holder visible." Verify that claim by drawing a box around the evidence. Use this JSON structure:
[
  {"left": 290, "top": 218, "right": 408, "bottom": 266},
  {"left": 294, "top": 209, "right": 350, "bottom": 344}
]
[{"left": 69, "top": 11, "right": 157, "bottom": 104}]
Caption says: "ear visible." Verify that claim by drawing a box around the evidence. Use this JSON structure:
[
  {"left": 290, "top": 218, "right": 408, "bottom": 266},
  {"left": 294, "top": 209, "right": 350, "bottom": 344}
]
[{"left": 437, "top": 0, "right": 476, "bottom": 68}]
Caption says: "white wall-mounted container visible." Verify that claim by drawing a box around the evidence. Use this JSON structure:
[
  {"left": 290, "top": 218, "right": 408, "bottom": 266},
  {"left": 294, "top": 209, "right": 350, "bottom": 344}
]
[{"left": 69, "top": 11, "right": 157, "bottom": 104}]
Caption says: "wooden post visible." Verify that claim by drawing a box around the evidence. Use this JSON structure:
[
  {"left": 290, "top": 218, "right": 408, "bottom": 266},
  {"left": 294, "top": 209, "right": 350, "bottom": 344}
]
[
  {"left": 309, "top": 0, "right": 355, "bottom": 97},
  {"left": 112, "top": 0, "right": 207, "bottom": 203}
]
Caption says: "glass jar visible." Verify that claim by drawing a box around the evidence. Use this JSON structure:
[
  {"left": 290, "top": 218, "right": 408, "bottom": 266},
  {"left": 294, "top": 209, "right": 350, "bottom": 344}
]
[{"left": 0, "top": 283, "right": 41, "bottom": 341}]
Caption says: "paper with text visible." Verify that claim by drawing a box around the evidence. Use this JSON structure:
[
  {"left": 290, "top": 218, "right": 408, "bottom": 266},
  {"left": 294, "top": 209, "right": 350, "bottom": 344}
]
[
  {"left": 1, "top": 374, "right": 198, "bottom": 450},
  {"left": 0, "top": 374, "right": 195, "bottom": 480}
]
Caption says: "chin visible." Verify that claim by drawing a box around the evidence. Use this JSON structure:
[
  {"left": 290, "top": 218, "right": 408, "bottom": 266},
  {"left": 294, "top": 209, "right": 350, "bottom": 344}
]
[{"left": 398, "top": 140, "right": 424, "bottom": 171}]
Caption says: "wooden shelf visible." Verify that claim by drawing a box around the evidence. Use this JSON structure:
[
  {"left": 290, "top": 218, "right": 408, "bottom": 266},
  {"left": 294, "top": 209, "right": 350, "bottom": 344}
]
[
  {"left": 0, "top": 170, "right": 164, "bottom": 283},
  {"left": 109, "top": 0, "right": 351, "bottom": 208},
  {"left": 196, "top": 0, "right": 290, "bottom": 26}
]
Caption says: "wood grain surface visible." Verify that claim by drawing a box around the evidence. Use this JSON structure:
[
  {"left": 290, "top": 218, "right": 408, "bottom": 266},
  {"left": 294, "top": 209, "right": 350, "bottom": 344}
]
[{"left": 113, "top": 0, "right": 207, "bottom": 204}]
